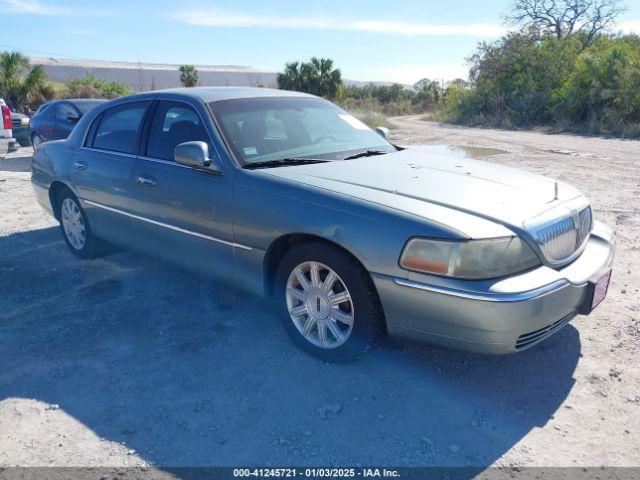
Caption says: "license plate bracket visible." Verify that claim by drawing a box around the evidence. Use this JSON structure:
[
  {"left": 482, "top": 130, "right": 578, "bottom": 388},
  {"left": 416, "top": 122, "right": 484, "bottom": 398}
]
[{"left": 578, "top": 269, "right": 611, "bottom": 314}]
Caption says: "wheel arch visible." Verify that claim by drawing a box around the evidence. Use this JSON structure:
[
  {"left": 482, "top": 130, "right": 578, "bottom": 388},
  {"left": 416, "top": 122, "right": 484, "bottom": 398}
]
[
  {"left": 48, "top": 181, "right": 74, "bottom": 221},
  {"left": 263, "top": 232, "right": 387, "bottom": 336},
  {"left": 263, "top": 233, "right": 385, "bottom": 325},
  {"left": 265, "top": 234, "right": 344, "bottom": 295}
]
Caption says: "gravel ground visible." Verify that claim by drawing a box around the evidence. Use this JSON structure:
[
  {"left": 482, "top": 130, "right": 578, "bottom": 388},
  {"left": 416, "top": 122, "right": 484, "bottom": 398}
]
[{"left": 0, "top": 118, "right": 638, "bottom": 471}]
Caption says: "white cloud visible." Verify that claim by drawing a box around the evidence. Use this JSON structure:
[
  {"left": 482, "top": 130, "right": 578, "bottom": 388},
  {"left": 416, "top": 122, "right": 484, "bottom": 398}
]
[
  {"left": 362, "top": 64, "right": 470, "bottom": 84},
  {"left": 618, "top": 21, "right": 640, "bottom": 33},
  {"left": 173, "top": 9, "right": 506, "bottom": 38},
  {"left": 2, "top": 0, "right": 70, "bottom": 15}
]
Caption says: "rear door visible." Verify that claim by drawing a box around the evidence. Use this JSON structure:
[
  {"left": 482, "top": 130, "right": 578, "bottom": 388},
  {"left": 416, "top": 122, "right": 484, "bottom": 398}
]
[
  {"left": 129, "top": 99, "right": 236, "bottom": 281},
  {"left": 73, "top": 100, "right": 151, "bottom": 248}
]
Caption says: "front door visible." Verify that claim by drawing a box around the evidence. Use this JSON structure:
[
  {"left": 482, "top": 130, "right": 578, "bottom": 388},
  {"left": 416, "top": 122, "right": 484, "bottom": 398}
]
[{"left": 129, "top": 99, "right": 236, "bottom": 281}]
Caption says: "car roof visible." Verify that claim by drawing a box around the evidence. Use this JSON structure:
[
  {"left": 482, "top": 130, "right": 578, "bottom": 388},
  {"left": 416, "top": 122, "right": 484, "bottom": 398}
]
[
  {"left": 62, "top": 99, "right": 109, "bottom": 105},
  {"left": 139, "top": 86, "right": 316, "bottom": 103}
]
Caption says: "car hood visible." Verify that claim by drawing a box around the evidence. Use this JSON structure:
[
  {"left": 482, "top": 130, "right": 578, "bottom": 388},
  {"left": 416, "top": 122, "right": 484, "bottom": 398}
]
[{"left": 260, "top": 145, "right": 585, "bottom": 232}]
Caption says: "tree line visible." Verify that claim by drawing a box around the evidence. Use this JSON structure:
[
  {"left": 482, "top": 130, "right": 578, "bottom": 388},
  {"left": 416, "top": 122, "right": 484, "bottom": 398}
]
[{"left": 275, "top": 0, "right": 639, "bottom": 137}]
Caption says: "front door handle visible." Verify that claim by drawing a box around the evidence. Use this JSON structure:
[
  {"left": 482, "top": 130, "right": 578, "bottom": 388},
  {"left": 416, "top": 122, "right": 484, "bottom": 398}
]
[
  {"left": 137, "top": 175, "right": 157, "bottom": 187},
  {"left": 74, "top": 161, "right": 87, "bottom": 170}
]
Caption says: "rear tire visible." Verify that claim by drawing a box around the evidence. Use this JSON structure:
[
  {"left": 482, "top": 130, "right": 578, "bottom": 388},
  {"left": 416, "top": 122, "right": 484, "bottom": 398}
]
[
  {"left": 56, "top": 189, "right": 102, "bottom": 259},
  {"left": 275, "top": 242, "right": 383, "bottom": 363}
]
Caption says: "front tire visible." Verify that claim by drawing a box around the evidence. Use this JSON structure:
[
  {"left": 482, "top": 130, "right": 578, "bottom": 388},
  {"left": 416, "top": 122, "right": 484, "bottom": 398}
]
[
  {"left": 57, "top": 190, "right": 101, "bottom": 259},
  {"left": 275, "top": 242, "right": 383, "bottom": 363}
]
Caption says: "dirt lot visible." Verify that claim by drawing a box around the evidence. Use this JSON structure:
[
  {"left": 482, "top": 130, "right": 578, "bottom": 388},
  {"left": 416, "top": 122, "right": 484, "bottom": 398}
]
[{"left": 0, "top": 118, "right": 638, "bottom": 471}]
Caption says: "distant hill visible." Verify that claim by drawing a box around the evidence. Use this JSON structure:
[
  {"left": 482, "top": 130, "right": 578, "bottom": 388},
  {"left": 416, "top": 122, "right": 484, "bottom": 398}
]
[{"left": 33, "top": 58, "right": 278, "bottom": 92}]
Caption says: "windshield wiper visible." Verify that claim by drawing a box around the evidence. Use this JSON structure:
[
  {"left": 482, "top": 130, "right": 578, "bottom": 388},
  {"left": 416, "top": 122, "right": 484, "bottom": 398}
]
[
  {"left": 244, "top": 157, "right": 329, "bottom": 170},
  {"left": 342, "top": 149, "right": 389, "bottom": 160}
]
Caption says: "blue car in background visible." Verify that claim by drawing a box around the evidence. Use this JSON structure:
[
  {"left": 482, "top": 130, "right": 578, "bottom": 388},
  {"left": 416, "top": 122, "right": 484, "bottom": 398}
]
[{"left": 29, "top": 99, "right": 106, "bottom": 151}]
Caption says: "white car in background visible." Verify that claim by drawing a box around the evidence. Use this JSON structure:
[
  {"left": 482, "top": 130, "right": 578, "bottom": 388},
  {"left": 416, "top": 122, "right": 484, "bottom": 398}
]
[
  {"left": 1, "top": 98, "right": 12, "bottom": 139},
  {"left": 1, "top": 98, "right": 17, "bottom": 155}
]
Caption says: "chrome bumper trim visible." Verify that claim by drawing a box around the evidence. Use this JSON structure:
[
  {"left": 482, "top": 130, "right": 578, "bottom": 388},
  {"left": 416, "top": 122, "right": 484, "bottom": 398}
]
[
  {"left": 82, "top": 199, "right": 252, "bottom": 251},
  {"left": 393, "top": 277, "right": 568, "bottom": 302}
]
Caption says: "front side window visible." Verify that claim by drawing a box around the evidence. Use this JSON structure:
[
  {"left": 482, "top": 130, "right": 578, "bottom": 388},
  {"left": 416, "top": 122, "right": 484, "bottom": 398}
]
[
  {"left": 146, "top": 101, "right": 211, "bottom": 161},
  {"left": 209, "top": 97, "right": 395, "bottom": 166},
  {"left": 92, "top": 101, "right": 149, "bottom": 154}
]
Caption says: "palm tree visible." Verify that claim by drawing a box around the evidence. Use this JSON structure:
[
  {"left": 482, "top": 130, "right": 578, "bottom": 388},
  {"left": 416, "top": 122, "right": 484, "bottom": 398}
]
[
  {"left": 277, "top": 58, "right": 342, "bottom": 100},
  {"left": 277, "top": 61, "right": 303, "bottom": 91},
  {"left": 0, "top": 51, "right": 50, "bottom": 110},
  {"left": 179, "top": 65, "right": 199, "bottom": 87},
  {"left": 310, "top": 57, "right": 341, "bottom": 99}
]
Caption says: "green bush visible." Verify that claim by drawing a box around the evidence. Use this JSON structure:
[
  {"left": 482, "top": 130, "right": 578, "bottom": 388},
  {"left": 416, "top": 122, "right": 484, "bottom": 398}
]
[
  {"left": 446, "top": 31, "right": 640, "bottom": 137},
  {"left": 557, "top": 35, "right": 640, "bottom": 133},
  {"left": 65, "top": 74, "right": 132, "bottom": 99}
]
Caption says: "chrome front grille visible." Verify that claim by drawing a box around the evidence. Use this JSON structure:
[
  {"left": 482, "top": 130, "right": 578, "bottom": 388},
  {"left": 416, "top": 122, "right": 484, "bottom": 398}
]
[
  {"left": 11, "top": 118, "right": 20, "bottom": 128},
  {"left": 532, "top": 206, "right": 592, "bottom": 263}
]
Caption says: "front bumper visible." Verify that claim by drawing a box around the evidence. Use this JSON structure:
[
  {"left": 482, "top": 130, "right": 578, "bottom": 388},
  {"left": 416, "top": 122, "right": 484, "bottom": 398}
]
[
  {"left": 373, "top": 221, "right": 615, "bottom": 354},
  {"left": 13, "top": 126, "right": 31, "bottom": 146}
]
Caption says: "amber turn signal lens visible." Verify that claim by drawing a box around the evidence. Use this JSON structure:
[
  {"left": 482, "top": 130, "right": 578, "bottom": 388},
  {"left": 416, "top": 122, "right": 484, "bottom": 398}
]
[{"left": 401, "top": 257, "right": 448, "bottom": 274}]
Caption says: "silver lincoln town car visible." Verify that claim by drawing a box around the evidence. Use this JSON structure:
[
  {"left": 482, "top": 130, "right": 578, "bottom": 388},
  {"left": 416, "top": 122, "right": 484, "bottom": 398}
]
[{"left": 31, "top": 87, "right": 614, "bottom": 362}]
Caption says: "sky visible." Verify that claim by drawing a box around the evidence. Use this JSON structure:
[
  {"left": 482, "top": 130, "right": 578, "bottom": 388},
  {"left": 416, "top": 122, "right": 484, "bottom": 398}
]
[{"left": 1, "top": 0, "right": 640, "bottom": 84}]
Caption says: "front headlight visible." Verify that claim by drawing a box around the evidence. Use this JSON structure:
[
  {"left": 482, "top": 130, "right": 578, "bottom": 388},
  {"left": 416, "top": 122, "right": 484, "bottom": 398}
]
[
  {"left": 399, "top": 236, "right": 540, "bottom": 280},
  {"left": 20, "top": 117, "right": 29, "bottom": 126}
]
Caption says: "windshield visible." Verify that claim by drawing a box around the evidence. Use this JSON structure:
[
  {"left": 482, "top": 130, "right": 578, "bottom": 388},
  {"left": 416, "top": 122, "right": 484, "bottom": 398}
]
[{"left": 208, "top": 97, "right": 395, "bottom": 166}]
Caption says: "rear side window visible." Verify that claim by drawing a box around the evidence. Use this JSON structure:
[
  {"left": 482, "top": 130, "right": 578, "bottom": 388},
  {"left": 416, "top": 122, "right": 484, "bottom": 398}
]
[
  {"left": 55, "top": 103, "right": 76, "bottom": 120},
  {"left": 92, "top": 101, "right": 149, "bottom": 154},
  {"left": 36, "top": 102, "right": 52, "bottom": 115},
  {"left": 146, "top": 101, "right": 211, "bottom": 161}
]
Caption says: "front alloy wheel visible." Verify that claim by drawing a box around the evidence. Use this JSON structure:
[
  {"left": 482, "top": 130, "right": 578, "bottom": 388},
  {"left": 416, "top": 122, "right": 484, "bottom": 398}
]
[
  {"left": 276, "top": 242, "right": 383, "bottom": 362},
  {"left": 286, "top": 261, "right": 355, "bottom": 349}
]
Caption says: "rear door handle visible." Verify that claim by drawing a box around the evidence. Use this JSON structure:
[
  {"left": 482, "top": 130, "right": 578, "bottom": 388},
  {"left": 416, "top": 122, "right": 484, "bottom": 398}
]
[
  {"left": 137, "top": 175, "right": 157, "bottom": 187},
  {"left": 74, "top": 161, "right": 87, "bottom": 170}
]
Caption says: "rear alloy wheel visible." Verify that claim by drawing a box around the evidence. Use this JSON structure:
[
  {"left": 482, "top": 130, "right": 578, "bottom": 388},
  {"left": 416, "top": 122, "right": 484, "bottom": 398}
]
[
  {"left": 276, "top": 242, "right": 383, "bottom": 362},
  {"left": 32, "top": 133, "right": 43, "bottom": 152},
  {"left": 61, "top": 197, "right": 86, "bottom": 250},
  {"left": 57, "top": 190, "right": 102, "bottom": 258}
]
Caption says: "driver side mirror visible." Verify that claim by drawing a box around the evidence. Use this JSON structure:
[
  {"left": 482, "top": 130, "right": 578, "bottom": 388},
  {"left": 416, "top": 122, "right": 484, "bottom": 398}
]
[
  {"left": 174, "top": 141, "right": 223, "bottom": 174},
  {"left": 375, "top": 126, "right": 390, "bottom": 139}
]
